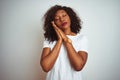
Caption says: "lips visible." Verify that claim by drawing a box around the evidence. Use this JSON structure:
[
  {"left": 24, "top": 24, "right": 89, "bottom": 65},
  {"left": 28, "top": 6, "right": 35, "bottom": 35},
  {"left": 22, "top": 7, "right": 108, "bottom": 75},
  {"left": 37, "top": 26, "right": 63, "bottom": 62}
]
[{"left": 61, "top": 22, "right": 67, "bottom": 27}]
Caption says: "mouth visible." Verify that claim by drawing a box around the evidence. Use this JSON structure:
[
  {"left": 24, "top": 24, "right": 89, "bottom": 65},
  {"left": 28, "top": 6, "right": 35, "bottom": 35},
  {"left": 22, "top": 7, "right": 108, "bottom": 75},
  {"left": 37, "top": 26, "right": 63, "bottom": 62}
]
[{"left": 61, "top": 22, "right": 67, "bottom": 27}]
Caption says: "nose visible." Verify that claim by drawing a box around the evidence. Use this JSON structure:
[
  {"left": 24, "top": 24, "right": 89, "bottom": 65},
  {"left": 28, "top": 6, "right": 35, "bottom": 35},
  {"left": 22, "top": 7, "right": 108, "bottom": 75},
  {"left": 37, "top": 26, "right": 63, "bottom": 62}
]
[{"left": 60, "top": 17, "right": 64, "bottom": 22}]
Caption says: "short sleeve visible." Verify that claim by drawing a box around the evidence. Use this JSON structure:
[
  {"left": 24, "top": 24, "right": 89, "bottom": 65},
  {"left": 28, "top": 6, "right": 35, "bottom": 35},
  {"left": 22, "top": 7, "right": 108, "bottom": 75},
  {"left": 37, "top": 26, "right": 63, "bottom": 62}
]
[
  {"left": 43, "top": 39, "right": 50, "bottom": 48},
  {"left": 79, "top": 36, "right": 88, "bottom": 53}
]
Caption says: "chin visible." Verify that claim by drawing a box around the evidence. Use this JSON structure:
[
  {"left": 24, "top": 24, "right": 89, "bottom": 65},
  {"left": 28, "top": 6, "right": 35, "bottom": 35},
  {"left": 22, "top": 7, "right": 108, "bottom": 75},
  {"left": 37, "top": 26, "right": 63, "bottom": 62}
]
[{"left": 61, "top": 25, "right": 70, "bottom": 30}]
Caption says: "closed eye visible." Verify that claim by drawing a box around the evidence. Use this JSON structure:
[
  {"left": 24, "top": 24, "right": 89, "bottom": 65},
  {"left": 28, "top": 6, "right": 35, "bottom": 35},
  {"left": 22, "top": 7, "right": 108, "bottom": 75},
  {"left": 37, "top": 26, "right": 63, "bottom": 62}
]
[
  {"left": 54, "top": 18, "right": 59, "bottom": 21},
  {"left": 62, "top": 14, "right": 67, "bottom": 17}
]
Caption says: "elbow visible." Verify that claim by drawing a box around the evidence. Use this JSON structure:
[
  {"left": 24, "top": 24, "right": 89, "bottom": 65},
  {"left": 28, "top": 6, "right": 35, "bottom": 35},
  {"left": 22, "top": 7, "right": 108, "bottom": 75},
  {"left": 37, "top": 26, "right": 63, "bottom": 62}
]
[
  {"left": 40, "top": 61, "right": 50, "bottom": 72},
  {"left": 74, "top": 64, "right": 84, "bottom": 71},
  {"left": 74, "top": 66, "right": 83, "bottom": 71},
  {"left": 42, "top": 67, "right": 50, "bottom": 72}
]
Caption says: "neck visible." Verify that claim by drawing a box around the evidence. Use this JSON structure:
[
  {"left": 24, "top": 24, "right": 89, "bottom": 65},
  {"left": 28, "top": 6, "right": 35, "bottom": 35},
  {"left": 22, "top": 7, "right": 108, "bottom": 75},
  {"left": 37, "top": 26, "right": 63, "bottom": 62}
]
[{"left": 63, "top": 29, "right": 75, "bottom": 36}]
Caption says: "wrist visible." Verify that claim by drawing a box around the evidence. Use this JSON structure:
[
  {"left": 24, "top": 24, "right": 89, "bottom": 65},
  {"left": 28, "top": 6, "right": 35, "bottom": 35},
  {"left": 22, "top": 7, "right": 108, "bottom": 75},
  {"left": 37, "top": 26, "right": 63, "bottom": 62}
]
[
  {"left": 64, "top": 38, "right": 72, "bottom": 44},
  {"left": 58, "top": 39, "right": 62, "bottom": 43}
]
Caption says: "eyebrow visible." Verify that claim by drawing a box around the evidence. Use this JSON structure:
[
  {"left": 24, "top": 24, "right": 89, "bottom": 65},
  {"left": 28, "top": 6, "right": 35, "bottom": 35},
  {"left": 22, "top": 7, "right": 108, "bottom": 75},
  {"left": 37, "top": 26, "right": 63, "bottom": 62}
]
[{"left": 55, "top": 11, "right": 66, "bottom": 17}]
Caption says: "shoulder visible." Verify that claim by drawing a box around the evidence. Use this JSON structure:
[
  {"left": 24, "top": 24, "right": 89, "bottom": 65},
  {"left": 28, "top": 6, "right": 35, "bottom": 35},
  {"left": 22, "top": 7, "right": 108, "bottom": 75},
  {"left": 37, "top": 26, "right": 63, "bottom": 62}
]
[
  {"left": 76, "top": 33, "right": 88, "bottom": 41},
  {"left": 76, "top": 33, "right": 88, "bottom": 47},
  {"left": 77, "top": 33, "right": 89, "bottom": 53},
  {"left": 43, "top": 38, "right": 56, "bottom": 48}
]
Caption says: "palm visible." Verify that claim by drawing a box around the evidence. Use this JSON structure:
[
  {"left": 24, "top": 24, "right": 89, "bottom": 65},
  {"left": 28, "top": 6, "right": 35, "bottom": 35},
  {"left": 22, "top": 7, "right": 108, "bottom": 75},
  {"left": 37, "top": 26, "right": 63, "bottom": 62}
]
[{"left": 51, "top": 21, "right": 67, "bottom": 41}]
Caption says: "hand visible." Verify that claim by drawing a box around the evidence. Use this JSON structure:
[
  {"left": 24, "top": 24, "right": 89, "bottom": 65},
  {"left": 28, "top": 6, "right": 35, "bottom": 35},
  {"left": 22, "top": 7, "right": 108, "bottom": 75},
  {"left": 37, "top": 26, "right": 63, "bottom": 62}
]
[
  {"left": 51, "top": 21, "right": 69, "bottom": 42},
  {"left": 51, "top": 21, "right": 62, "bottom": 40}
]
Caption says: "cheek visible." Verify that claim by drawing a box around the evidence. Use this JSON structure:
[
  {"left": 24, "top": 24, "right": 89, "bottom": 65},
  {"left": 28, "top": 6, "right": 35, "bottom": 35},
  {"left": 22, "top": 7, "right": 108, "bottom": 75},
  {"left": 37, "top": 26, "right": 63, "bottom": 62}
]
[
  {"left": 68, "top": 17, "right": 71, "bottom": 22},
  {"left": 67, "top": 18, "right": 71, "bottom": 24},
  {"left": 55, "top": 21, "right": 61, "bottom": 27}
]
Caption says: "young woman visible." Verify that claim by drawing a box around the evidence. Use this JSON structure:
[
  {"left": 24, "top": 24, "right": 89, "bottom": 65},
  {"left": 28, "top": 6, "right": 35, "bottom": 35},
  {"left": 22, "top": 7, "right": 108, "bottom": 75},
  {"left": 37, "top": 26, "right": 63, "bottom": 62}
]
[{"left": 40, "top": 5, "right": 88, "bottom": 80}]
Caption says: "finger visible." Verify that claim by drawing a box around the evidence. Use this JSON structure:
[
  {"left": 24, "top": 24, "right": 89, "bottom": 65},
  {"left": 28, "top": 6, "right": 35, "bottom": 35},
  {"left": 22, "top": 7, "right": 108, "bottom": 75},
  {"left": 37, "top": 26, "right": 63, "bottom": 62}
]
[
  {"left": 54, "top": 26, "right": 62, "bottom": 39},
  {"left": 51, "top": 21, "right": 56, "bottom": 27},
  {"left": 51, "top": 21, "right": 59, "bottom": 30},
  {"left": 51, "top": 21, "right": 66, "bottom": 38}
]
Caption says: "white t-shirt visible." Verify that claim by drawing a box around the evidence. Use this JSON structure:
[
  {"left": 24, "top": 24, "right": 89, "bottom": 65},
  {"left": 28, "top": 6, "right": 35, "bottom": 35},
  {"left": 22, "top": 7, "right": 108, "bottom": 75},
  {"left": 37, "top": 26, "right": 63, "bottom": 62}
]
[{"left": 43, "top": 33, "right": 88, "bottom": 80}]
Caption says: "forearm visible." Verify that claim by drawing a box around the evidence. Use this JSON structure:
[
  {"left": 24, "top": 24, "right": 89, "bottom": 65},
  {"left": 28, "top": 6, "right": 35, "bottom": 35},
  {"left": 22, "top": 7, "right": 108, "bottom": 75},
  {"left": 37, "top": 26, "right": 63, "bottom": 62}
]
[
  {"left": 41, "top": 40, "right": 62, "bottom": 72},
  {"left": 64, "top": 40, "right": 85, "bottom": 71}
]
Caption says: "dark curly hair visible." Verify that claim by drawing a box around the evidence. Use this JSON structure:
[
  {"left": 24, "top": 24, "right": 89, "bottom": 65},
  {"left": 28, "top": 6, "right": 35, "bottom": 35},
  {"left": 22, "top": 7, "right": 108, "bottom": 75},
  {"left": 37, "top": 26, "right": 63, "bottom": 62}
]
[{"left": 43, "top": 5, "right": 82, "bottom": 42}]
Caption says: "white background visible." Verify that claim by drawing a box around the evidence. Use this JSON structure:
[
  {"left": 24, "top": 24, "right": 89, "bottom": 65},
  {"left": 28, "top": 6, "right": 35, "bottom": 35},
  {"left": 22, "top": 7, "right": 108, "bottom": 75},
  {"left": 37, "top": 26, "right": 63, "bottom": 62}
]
[{"left": 1, "top": 0, "right": 120, "bottom": 80}]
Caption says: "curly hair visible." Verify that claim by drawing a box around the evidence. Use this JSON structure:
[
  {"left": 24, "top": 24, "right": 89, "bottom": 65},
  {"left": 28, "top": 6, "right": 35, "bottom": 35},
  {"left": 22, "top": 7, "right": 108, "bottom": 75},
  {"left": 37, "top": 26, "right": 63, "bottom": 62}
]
[{"left": 43, "top": 5, "right": 82, "bottom": 42}]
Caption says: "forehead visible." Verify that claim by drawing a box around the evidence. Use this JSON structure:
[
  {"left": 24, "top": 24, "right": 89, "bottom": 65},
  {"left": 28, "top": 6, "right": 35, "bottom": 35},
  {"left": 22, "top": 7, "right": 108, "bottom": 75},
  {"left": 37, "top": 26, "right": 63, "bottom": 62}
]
[{"left": 55, "top": 10, "right": 67, "bottom": 16}]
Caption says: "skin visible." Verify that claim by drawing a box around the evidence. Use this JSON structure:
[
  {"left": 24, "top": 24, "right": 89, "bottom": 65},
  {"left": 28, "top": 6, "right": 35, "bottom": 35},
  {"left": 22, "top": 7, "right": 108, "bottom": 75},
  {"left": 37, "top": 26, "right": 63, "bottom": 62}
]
[{"left": 40, "top": 10, "right": 88, "bottom": 72}]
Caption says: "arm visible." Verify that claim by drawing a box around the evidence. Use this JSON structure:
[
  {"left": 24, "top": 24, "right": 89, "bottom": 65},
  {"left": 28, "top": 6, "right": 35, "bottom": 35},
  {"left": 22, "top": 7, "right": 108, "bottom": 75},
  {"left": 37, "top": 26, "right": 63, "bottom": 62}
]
[
  {"left": 40, "top": 22, "right": 63, "bottom": 72},
  {"left": 49, "top": 21, "right": 88, "bottom": 71},
  {"left": 40, "top": 39, "right": 62, "bottom": 72},
  {"left": 54, "top": 26, "right": 88, "bottom": 71},
  {"left": 64, "top": 40, "right": 88, "bottom": 71}
]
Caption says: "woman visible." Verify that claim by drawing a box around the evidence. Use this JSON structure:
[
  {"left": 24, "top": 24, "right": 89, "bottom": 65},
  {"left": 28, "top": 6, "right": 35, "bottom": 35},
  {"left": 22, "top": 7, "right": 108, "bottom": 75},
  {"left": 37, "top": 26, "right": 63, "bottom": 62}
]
[{"left": 40, "top": 5, "right": 88, "bottom": 80}]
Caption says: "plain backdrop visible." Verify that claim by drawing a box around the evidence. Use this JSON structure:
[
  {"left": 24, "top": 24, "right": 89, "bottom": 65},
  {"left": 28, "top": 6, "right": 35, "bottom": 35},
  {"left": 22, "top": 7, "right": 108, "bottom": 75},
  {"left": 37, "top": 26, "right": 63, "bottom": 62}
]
[{"left": 1, "top": 0, "right": 120, "bottom": 80}]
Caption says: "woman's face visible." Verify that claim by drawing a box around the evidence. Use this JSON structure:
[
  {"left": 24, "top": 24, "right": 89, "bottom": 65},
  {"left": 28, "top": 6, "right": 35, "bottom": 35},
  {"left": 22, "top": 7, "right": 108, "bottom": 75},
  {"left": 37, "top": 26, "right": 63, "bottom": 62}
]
[{"left": 54, "top": 9, "right": 71, "bottom": 30}]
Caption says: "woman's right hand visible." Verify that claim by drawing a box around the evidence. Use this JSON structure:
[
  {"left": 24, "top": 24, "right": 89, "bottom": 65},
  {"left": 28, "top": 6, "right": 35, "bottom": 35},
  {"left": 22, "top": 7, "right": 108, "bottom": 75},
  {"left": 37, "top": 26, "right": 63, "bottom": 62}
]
[{"left": 51, "top": 21, "right": 62, "bottom": 41}]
